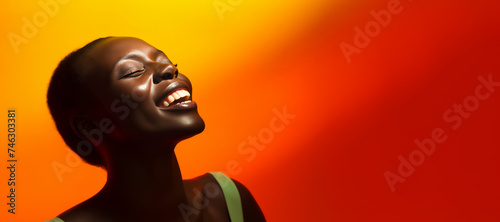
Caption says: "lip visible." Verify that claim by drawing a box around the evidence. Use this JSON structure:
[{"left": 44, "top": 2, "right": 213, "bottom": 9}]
[
  {"left": 158, "top": 100, "right": 197, "bottom": 111},
  {"left": 155, "top": 81, "right": 196, "bottom": 111}
]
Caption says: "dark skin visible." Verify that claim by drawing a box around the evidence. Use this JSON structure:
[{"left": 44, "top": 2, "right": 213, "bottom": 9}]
[{"left": 57, "top": 37, "right": 265, "bottom": 222}]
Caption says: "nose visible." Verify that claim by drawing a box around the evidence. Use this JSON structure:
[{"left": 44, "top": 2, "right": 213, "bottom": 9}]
[{"left": 153, "top": 63, "right": 178, "bottom": 84}]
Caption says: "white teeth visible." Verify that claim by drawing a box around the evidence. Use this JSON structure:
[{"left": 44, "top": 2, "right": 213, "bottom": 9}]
[
  {"left": 177, "top": 90, "right": 185, "bottom": 97},
  {"left": 161, "top": 89, "right": 191, "bottom": 107},
  {"left": 167, "top": 95, "right": 175, "bottom": 104},
  {"left": 178, "top": 89, "right": 190, "bottom": 98},
  {"left": 172, "top": 92, "right": 181, "bottom": 100},
  {"left": 182, "top": 91, "right": 188, "bottom": 97}
]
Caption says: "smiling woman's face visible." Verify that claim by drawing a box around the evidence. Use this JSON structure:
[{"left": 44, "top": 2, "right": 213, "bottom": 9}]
[{"left": 79, "top": 37, "right": 205, "bottom": 145}]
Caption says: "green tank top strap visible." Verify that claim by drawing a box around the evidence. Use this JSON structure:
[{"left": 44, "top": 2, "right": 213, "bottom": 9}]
[
  {"left": 44, "top": 217, "right": 64, "bottom": 222},
  {"left": 208, "top": 172, "right": 244, "bottom": 222}
]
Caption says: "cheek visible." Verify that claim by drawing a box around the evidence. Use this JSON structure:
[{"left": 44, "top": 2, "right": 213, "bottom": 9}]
[
  {"left": 127, "top": 82, "right": 150, "bottom": 104},
  {"left": 111, "top": 77, "right": 152, "bottom": 105},
  {"left": 105, "top": 79, "right": 153, "bottom": 121}
]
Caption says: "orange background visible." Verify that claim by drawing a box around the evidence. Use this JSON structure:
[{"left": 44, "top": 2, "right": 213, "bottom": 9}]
[{"left": 1, "top": 0, "right": 499, "bottom": 221}]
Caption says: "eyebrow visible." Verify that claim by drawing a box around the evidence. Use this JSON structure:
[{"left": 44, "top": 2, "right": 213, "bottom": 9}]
[
  {"left": 112, "top": 49, "right": 168, "bottom": 69},
  {"left": 112, "top": 52, "right": 144, "bottom": 69}
]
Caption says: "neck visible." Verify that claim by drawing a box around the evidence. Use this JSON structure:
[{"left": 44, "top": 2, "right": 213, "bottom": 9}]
[{"left": 96, "top": 143, "right": 187, "bottom": 218}]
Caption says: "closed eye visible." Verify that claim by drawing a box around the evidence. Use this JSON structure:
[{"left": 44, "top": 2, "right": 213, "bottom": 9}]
[{"left": 118, "top": 67, "right": 146, "bottom": 80}]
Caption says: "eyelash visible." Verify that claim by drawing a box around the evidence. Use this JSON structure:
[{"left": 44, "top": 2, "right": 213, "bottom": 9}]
[
  {"left": 119, "top": 66, "right": 146, "bottom": 79},
  {"left": 118, "top": 64, "right": 178, "bottom": 80}
]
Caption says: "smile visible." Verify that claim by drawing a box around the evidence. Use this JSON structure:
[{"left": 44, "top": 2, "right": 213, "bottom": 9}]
[{"left": 159, "top": 88, "right": 191, "bottom": 107}]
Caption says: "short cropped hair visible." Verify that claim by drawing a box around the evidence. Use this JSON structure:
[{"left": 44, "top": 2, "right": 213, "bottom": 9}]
[{"left": 47, "top": 37, "right": 112, "bottom": 168}]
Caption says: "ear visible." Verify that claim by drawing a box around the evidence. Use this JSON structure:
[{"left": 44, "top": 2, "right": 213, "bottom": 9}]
[{"left": 71, "top": 114, "right": 99, "bottom": 140}]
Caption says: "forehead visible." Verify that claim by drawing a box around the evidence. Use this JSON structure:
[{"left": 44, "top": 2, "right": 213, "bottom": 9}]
[{"left": 85, "top": 37, "right": 158, "bottom": 71}]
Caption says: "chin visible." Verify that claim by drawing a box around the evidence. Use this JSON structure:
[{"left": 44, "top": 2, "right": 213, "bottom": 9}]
[
  {"left": 156, "top": 114, "right": 205, "bottom": 143},
  {"left": 116, "top": 109, "right": 205, "bottom": 144},
  {"left": 177, "top": 115, "right": 205, "bottom": 141}
]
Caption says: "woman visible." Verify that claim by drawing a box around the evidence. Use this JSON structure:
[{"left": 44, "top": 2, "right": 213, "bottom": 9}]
[{"left": 45, "top": 37, "right": 265, "bottom": 222}]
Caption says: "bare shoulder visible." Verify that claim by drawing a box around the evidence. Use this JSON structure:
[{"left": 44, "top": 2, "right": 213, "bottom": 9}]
[
  {"left": 55, "top": 199, "right": 109, "bottom": 222},
  {"left": 182, "top": 173, "right": 230, "bottom": 221},
  {"left": 184, "top": 173, "right": 266, "bottom": 221},
  {"left": 183, "top": 173, "right": 230, "bottom": 206}
]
